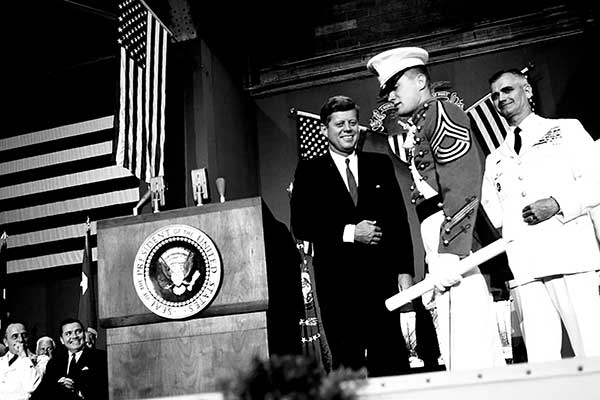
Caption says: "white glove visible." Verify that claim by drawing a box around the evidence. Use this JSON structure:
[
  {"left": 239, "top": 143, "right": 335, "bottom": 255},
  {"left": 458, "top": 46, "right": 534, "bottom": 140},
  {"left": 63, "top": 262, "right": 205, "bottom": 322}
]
[{"left": 427, "top": 253, "right": 462, "bottom": 291}]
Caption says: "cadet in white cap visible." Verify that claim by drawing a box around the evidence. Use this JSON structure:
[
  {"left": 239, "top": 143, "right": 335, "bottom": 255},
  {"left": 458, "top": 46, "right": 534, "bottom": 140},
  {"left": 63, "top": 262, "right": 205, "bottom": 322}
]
[{"left": 367, "top": 47, "right": 506, "bottom": 370}]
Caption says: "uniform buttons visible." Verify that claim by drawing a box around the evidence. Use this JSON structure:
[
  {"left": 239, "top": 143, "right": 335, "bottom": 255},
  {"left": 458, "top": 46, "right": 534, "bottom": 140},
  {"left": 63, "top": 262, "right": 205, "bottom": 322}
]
[
  {"left": 410, "top": 185, "right": 415, "bottom": 191},
  {"left": 415, "top": 137, "right": 421, "bottom": 143},
  {"left": 417, "top": 126, "right": 422, "bottom": 131},
  {"left": 446, "top": 216, "right": 452, "bottom": 221},
  {"left": 418, "top": 151, "right": 424, "bottom": 157},
  {"left": 411, "top": 199, "right": 416, "bottom": 204},
  {"left": 521, "top": 191, "right": 527, "bottom": 197},
  {"left": 422, "top": 113, "right": 426, "bottom": 118},
  {"left": 445, "top": 228, "right": 451, "bottom": 233},
  {"left": 443, "top": 240, "right": 449, "bottom": 246},
  {"left": 424, "top": 103, "right": 429, "bottom": 109},
  {"left": 437, "top": 202, "right": 443, "bottom": 208}
]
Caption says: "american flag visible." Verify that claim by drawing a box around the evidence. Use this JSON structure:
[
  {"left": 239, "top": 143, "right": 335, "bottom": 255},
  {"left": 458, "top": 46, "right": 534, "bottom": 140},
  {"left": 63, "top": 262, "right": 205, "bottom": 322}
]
[
  {"left": 466, "top": 95, "right": 510, "bottom": 156},
  {"left": 0, "top": 116, "right": 140, "bottom": 274},
  {"left": 115, "top": 0, "right": 169, "bottom": 182},
  {"left": 296, "top": 110, "right": 328, "bottom": 161}
]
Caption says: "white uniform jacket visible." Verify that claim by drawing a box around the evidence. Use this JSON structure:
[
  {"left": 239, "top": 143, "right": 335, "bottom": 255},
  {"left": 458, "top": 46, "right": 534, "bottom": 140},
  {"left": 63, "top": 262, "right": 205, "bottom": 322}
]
[
  {"left": 0, "top": 352, "right": 42, "bottom": 400},
  {"left": 482, "top": 114, "right": 600, "bottom": 284}
]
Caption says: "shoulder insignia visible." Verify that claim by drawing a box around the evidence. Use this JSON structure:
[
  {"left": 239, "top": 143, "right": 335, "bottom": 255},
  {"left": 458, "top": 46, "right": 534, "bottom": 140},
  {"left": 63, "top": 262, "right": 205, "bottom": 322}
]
[{"left": 431, "top": 103, "right": 471, "bottom": 164}]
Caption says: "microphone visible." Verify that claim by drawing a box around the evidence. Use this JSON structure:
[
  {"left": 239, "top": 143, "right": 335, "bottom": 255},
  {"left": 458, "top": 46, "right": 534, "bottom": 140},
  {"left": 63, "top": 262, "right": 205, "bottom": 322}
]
[{"left": 216, "top": 177, "right": 226, "bottom": 203}]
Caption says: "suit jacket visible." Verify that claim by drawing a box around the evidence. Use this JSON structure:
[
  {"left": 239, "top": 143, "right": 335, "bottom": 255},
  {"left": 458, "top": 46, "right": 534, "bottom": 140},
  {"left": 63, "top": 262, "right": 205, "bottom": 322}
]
[
  {"left": 35, "top": 347, "right": 108, "bottom": 400},
  {"left": 290, "top": 150, "right": 413, "bottom": 309}
]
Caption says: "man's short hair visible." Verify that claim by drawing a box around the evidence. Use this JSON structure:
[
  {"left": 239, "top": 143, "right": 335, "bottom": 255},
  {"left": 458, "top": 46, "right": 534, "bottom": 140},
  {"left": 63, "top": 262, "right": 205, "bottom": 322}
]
[
  {"left": 488, "top": 68, "right": 528, "bottom": 85},
  {"left": 58, "top": 317, "right": 84, "bottom": 335},
  {"left": 2, "top": 319, "right": 27, "bottom": 339},
  {"left": 319, "top": 95, "right": 359, "bottom": 125}
]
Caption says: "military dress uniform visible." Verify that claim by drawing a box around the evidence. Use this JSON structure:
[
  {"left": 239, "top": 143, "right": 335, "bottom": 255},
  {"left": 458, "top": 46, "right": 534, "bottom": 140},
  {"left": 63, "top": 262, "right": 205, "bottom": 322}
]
[
  {"left": 407, "top": 97, "right": 505, "bottom": 370},
  {"left": 482, "top": 113, "right": 600, "bottom": 362}
]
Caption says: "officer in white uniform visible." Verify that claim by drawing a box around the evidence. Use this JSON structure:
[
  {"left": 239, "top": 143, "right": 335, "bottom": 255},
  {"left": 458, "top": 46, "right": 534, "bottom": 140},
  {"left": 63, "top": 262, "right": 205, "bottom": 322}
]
[
  {"left": 367, "top": 47, "right": 506, "bottom": 371},
  {"left": 482, "top": 69, "right": 600, "bottom": 362}
]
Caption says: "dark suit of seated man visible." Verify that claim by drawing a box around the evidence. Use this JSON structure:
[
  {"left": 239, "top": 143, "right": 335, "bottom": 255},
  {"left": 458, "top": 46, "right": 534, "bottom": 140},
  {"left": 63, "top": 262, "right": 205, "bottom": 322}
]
[
  {"left": 290, "top": 95, "right": 413, "bottom": 377},
  {"left": 34, "top": 318, "right": 108, "bottom": 400}
]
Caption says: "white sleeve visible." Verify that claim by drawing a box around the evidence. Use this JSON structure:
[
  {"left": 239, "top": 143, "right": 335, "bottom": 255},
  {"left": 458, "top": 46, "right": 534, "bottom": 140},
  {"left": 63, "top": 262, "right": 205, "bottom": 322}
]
[
  {"left": 14, "top": 356, "right": 43, "bottom": 395},
  {"left": 553, "top": 120, "right": 600, "bottom": 222},
  {"left": 481, "top": 157, "right": 503, "bottom": 230}
]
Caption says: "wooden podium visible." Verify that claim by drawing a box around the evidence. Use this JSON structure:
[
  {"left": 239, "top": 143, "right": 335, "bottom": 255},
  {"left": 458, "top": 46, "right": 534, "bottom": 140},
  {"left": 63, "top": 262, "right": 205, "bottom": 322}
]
[{"left": 97, "top": 197, "right": 302, "bottom": 399}]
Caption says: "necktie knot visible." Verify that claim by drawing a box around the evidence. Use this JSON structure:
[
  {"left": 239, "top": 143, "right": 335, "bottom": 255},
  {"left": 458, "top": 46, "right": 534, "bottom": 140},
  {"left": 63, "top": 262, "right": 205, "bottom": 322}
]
[{"left": 513, "top": 127, "right": 522, "bottom": 154}]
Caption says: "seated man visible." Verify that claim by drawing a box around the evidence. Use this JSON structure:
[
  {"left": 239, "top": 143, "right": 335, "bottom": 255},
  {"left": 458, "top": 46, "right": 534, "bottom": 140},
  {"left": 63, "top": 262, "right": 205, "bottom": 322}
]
[
  {"left": 0, "top": 320, "right": 42, "bottom": 400},
  {"left": 35, "top": 336, "right": 56, "bottom": 376},
  {"left": 36, "top": 318, "right": 108, "bottom": 400}
]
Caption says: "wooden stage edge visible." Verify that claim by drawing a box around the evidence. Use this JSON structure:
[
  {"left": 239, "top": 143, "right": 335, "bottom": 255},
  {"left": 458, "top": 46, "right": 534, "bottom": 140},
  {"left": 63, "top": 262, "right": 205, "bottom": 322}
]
[{"left": 134, "top": 356, "right": 600, "bottom": 400}]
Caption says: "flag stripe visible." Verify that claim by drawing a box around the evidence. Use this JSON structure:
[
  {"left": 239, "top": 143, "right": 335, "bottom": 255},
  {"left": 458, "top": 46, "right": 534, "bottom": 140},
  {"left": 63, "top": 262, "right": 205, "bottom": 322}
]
[
  {"left": 8, "top": 248, "right": 98, "bottom": 274},
  {"left": 10, "top": 222, "right": 98, "bottom": 249},
  {"left": 0, "top": 129, "right": 113, "bottom": 164},
  {"left": 158, "top": 27, "right": 167, "bottom": 177},
  {"left": 0, "top": 116, "right": 114, "bottom": 148},
  {"left": 6, "top": 235, "right": 97, "bottom": 263},
  {"left": 0, "top": 175, "right": 138, "bottom": 212},
  {"left": 2, "top": 202, "right": 135, "bottom": 237},
  {"left": 0, "top": 154, "right": 113, "bottom": 188},
  {"left": 0, "top": 166, "right": 134, "bottom": 201},
  {"left": 0, "top": 117, "right": 140, "bottom": 274},
  {"left": 1, "top": 189, "right": 139, "bottom": 226}
]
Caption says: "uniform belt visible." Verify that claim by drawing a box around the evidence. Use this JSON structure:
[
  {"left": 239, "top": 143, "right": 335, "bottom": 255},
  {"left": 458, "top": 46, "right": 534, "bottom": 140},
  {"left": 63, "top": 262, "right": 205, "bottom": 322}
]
[{"left": 415, "top": 194, "right": 443, "bottom": 223}]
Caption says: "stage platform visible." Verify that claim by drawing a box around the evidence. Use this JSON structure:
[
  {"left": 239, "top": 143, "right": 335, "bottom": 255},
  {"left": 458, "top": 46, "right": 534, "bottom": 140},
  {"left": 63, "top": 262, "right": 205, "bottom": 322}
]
[{"left": 136, "top": 356, "right": 600, "bottom": 400}]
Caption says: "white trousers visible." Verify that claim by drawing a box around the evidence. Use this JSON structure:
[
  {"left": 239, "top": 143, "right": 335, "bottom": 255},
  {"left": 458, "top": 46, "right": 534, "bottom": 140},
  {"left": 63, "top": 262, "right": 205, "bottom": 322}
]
[
  {"left": 510, "top": 271, "right": 600, "bottom": 363},
  {"left": 421, "top": 211, "right": 506, "bottom": 370}
]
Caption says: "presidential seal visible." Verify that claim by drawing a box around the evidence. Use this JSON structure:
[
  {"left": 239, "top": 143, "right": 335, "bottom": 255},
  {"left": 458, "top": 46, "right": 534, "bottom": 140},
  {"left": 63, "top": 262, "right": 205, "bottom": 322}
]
[{"left": 133, "top": 224, "right": 222, "bottom": 319}]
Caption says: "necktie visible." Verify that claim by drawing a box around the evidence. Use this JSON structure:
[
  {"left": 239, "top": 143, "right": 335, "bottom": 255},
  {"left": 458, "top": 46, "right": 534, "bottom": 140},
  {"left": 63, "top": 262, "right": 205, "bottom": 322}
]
[
  {"left": 67, "top": 353, "right": 77, "bottom": 376},
  {"left": 513, "top": 127, "right": 522, "bottom": 154},
  {"left": 345, "top": 158, "right": 358, "bottom": 206}
]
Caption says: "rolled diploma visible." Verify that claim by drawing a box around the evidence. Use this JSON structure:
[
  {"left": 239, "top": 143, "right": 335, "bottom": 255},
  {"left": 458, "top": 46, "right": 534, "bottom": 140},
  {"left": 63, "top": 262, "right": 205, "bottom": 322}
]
[{"left": 385, "top": 238, "right": 509, "bottom": 311}]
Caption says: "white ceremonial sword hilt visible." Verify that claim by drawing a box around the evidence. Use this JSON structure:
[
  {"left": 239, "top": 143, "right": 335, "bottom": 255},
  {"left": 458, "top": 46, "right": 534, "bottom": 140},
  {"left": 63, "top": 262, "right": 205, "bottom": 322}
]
[{"left": 385, "top": 238, "right": 510, "bottom": 312}]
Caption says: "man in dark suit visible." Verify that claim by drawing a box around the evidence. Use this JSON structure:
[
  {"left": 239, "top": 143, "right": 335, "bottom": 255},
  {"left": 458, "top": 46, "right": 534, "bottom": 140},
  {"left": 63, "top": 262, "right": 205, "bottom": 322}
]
[
  {"left": 35, "top": 318, "right": 108, "bottom": 400},
  {"left": 290, "top": 95, "right": 413, "bottom": 377}
]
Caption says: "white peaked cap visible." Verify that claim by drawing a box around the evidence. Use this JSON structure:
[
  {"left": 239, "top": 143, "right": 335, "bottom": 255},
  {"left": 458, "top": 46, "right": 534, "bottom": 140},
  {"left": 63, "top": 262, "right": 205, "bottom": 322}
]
[{"left": 367, "top": 47, "right": 429, "bottom": 90}]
